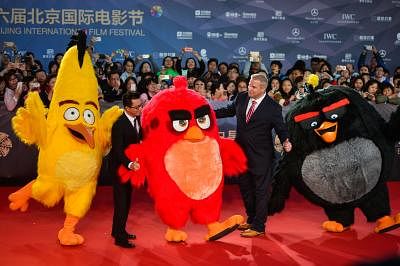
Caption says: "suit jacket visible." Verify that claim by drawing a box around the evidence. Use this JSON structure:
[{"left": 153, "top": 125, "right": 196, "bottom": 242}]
[
  {"left": 109, "top": 113, "right": 142, "bottom": 180},
  {"left": 215, "top": 92, "right": 289, "bottom": 175}
]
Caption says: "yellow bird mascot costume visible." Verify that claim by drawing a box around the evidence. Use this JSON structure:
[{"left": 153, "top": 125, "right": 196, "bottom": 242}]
[{"left": 8, "top": 31, "right": 122, "bottom": 246}]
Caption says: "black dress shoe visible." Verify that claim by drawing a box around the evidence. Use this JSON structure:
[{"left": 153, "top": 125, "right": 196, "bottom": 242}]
[
  {"left": 115, "top": 238, "right": 135, "bottom": 248},
  {"left": 112, "top": 232, "right": 136, "bottom": 240}
]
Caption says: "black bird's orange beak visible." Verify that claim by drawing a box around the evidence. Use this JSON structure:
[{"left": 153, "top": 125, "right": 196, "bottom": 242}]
[
  {"left": 65, "top": 123, "right": 95, "bottom": 149},
  {"left": 314, "top": 121, "right": 338, "bottom": 143}
]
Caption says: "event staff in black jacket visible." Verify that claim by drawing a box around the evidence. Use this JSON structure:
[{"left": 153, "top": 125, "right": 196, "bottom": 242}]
[{"left": 109, "top": 91, "right": 143, "bottom": 248}]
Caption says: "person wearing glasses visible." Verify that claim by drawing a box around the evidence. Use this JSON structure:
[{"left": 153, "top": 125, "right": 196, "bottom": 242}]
[{"left": 109, "top": 91, "right": 143, "bottom": 248}]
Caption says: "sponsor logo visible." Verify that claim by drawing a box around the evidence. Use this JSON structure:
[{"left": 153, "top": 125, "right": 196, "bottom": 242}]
[
  {"left": 392, "top": 1, "right": 400, "bottom": 7},
  {"left": 355, "top": 35, "right": 375, "bottom": 41},
  {"left": 269, "top": 52, "right": 285, "bottom": 61},
  {"left": 319, "top": 33, "right": 342, "bottom": 44},
  {"left": 338, "top": 13, "right": 359, "bottom": 24},
  {"left": 341, "top": 53, "right": 355, "bottom": 63},
  {"left": 157, "top": 52, "right": 176, "bottom": 59},
  {"left": 297, "top": 54, "right": 312, "bottom": 61},
  {"left": 225, "top": 12, "right": 240, "bottom": 18},
  {"left": 195, "top": 10, "right": 212, "bottom": 19},
  {"left": 359, "top": 0, "right": 373, "bottom": 3},
  {"left": 395, "top": 32, "right": 400, "bottom": 46},
  {"left": 272, "top": 10, "right": 286, "bottom": 20},
  {"left": 238, "top": 47, "right": 247, "bottom": 56},
  {"left": 242, "top": 12, "right": 257, "bottom": 19},
  {"left": 206, "top": 32, "right": 221, "bottom": 39},
  {"left": 224, "top": 32, "right": 238, "bottom": 39},
  {"left": 372, "top": 16, "right": 392, "bottom": 22},
  {"left": 305, "top": 8, "right": 324, "bottom": 24},
  {"left": 42, "top": 48, "right": 55, "bottom": 59},
  {"left": 150, "top": 5, "right": 163, "bottom": 17},
  {"left": 286, "top": 27, "right": 304, "bottom": 43},
  {"left": 253, "top": 32, "right": 268, "bottom": 42},
  {"left": 176, "top": 31, "right": 192, "bottom": 40}
]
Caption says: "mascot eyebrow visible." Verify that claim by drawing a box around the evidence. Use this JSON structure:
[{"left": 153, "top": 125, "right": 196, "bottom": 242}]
[
  {"left": 169, "top": 105, "right": 210, "bottom": 121},
  {"left": 294, "top": 98, "right": 350, "bottom": 123},
  {"left": 58, "top": 100, "right": 99, "bottom": 110}
]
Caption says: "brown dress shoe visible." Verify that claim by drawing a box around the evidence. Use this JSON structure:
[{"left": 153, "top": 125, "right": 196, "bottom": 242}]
[
  {"left": 237, "top": 223, "right": 251, "bottom": 231},
  {"left": 240, "top": 229, "right": 265, "bottom": 237}
]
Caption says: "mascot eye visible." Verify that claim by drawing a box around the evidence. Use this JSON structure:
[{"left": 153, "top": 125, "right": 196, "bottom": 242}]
[
  {"left": 64, "top": 107, "right": 79, "bottom": 121},
  {"left": 330, "top": 114, "right": 338, "bottom": 120},
  {"left": 83, "top": 109, "right": 95, "bottom": 125},
  {"left": 172, "top": 120, "right": 189, "bottom": 132},
  {"left": 196, "top": 115, "right": 210, "bottom": 129},
  {"left": 310, "top": 121, "right": 318, "bottom": 128}
]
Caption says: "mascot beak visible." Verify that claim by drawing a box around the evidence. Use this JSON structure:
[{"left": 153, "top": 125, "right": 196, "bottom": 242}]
[
  {"left": 184, "top": 126, "right": 205, "bottom": 142},
  {"left": 314, "top": 121, "right": 338, "bottom": 143},
  {"left": 65, "top": 123, "right": 95, "bottom": 149}
]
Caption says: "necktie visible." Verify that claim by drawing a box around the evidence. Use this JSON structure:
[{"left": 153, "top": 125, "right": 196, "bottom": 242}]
[
  {"left": 246, "top": 100, "right": 257, "bottom": 123},
  {"left": 133, "top": 118, "right": 139, "bottom": 134}
]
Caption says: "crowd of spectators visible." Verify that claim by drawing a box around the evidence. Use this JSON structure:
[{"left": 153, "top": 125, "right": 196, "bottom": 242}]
[{"left": 1, "top": 40, "right": 399, "bottom": 114}]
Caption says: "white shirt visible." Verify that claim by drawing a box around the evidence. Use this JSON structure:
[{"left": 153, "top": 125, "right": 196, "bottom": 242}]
[
  {"left": 124, "top": 111, "right": 139, "bottom": 134},
  {"left": 246, "top": 92, "right": 266, "bottom": 116}
]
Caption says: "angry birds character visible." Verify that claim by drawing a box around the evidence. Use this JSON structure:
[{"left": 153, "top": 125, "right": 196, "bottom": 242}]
[
  {"left": 9, "top": 31, "right": 122, "bottom": 245},
  {"left": 119, "top": 76, "right": 247, "bottom": 242},
  {"left": 268, "top": 86, "right": 400, "bottom": 233}
]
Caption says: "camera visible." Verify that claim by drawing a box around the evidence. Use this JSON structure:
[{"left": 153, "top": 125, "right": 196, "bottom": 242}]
[{"left": 249, "top": 51, "right": 260, "bottom": 62}]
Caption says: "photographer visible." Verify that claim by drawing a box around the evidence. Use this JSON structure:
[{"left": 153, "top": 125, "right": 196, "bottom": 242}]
[
  {"left": 357, "top": 45, "right": 386, "bottom": 77},
  {"left": 243, "top": 52, "right": 267, "bottom": 79},
  {"left": 4, "top": 69, "right": 27, "bottom": 111}
]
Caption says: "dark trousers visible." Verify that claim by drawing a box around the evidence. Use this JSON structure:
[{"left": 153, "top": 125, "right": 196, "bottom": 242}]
[
  {"left": 239, "top": 168, "right": 272, "bottom": 232},
  {"left": 112, "top": 179, "right": 132, "bottom": 238}
]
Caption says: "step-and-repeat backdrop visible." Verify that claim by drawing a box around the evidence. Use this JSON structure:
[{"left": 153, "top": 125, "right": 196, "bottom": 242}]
[{"left": 0, "top": 0, "right": 399, "bottom": 71}]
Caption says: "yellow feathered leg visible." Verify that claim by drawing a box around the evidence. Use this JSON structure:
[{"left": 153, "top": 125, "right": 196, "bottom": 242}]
[
  {"left": 58, "top": 214, "right": 84, "bottom": 245},
  {"left": 8, "top": 180, "right": 34, "bottom": 212}
]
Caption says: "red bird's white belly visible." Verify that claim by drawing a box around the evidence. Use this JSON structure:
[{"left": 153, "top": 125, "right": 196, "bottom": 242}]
[{"left": 164, "top": 136, "right": 223, "bottom": 200}]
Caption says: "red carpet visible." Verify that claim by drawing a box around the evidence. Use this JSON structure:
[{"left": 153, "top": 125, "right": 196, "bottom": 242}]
[{"left": 1, "top": 182, "right": 400, "bottom": 266}]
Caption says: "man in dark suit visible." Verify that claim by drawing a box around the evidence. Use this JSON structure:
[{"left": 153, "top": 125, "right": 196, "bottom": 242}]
[
  {"left": 109, "top": 91, "right": 143, "bottom": 248},
  {"left": 215, "top": 73, "right": 292, "bottom": 237}
]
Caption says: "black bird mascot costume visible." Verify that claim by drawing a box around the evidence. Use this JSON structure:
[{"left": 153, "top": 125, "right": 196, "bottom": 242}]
[{"left": 269, "top": 86, "right": 400, "bottom": 233}]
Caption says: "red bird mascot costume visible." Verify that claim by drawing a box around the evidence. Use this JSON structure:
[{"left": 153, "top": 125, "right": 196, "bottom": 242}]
[{"left": 119, "top": 76, "right": 247, "bottom": 242}]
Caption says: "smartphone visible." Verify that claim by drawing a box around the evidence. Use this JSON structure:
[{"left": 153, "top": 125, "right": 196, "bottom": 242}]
[
  {"left": 142, "top": 54, "right": 150, "bottom": 59},
  {"left": 364, "top": 45, "right": 373, "bottom": 51},
  {"left": 130, "top": 83, "right": 137, "bottom": 92},
  {"left": 159, "top": 74, "right": 170, "bottom": 81},
  {"left": 337, "top": 65, "right": 347, "bottom": 71},
  {"left": 183, "top": 47, "right": 193, "bottom": 53},
  {"left": 93, "top": 36, "right": 102, "bottom": 42},
  {"left": 4, "top": 41, "right": 15, "bottom": 48},
  {"left": 181, "top": 69, "right": 188, "bottom": 77},
  {"left": 249, "top": 51, "right": 260, "bottom": 62}
]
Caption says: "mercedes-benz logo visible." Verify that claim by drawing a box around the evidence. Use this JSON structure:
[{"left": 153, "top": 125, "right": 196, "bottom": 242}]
[
  {"left": 379, "top": 49, "right": 387, "bottom": 58},
  {"left": 238, "top": 47, "right": 246, "bottom": 56},
  {"left": 311, "top": 8, "right": 319, "bottom": 17},
  {"left": 292, "top": 27, "right": 300, "bottom": 37}
]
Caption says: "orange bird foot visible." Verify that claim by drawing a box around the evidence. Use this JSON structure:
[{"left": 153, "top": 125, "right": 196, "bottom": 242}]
[
  {"left": 205, "top": 214, "right": 244, "bottom": 241},
  {"left": 8, "top": 181, "right": 34, "bottom": 212},
  {"left": 58, "top": 229, "right": 84, "bottom": 245},
  {"left": 374, "top": 215, "right": 400, "bottom": 233},
  {"left": 165, "top": 228, "right": 188, "bottom": 242},
  {"left": 322, "top": 221, "right": 349, "bottom": 233}
]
